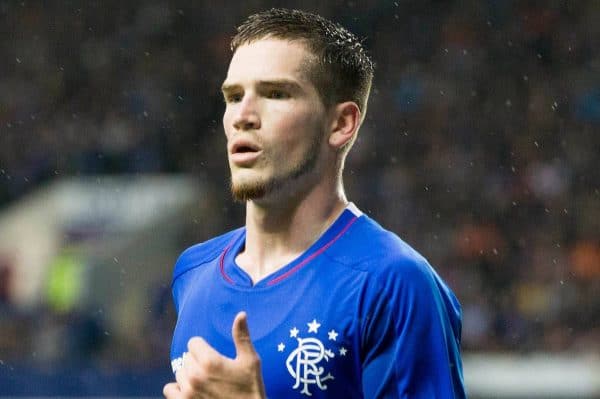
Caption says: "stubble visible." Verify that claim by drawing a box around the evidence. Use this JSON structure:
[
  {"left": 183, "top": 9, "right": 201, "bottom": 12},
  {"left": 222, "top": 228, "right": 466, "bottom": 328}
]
[{"left": 230, "top": 131, "right": 323, "bottom": 202}]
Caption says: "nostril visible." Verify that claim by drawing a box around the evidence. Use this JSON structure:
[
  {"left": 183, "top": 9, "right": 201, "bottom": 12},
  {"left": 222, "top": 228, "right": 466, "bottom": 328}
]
[
  {"left": 234, "top": 120, "right": 258, "bottom": 131},
  {"left": 244, "top": 120, "right": 258, "bottom": 130}
]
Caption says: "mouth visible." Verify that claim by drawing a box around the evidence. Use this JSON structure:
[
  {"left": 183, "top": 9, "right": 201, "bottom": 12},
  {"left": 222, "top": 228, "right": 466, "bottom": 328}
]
[
  {"left": 234, "top": 145, "right": 258, "bottom": 154},
  {"left": 230, "top": 140, "right": 262, "bottom": 166},
  {"left": 231, "top": 140, "right": 261, "bottom": 155}
]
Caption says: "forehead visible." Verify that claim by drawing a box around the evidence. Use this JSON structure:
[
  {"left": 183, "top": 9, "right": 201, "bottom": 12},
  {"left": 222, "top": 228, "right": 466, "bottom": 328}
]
[{"left": 224, "top": 38, "right": 315, "bottom": 86}]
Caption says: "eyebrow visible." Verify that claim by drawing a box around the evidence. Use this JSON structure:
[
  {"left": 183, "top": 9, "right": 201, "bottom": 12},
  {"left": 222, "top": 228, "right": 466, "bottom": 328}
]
[{"left": 221, "top": 79, "right": 303, "bottom": 93}]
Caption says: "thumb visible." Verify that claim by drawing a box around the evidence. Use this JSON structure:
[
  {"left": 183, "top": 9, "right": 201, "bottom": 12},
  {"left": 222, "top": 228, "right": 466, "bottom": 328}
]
[{"left": 232, "top": 311, "right": 257, "bottom": 359}]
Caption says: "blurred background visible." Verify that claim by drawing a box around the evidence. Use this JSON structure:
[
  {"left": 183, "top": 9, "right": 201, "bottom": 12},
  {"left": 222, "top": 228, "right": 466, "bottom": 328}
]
[{"left": 0, "top": 0, "right": 598, "bottom": 397}]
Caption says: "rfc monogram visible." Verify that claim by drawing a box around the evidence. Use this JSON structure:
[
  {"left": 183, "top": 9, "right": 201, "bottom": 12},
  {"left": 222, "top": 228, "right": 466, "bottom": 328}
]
[
  {"left": 286, "top": 337, "right": 334, "bottom": 395},
  {"left": 277, "top": 318, "right": 348, "bottom": 396}
]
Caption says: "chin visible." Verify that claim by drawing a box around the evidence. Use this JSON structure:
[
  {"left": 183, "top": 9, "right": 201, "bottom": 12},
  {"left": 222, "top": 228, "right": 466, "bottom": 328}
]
[{"left": 230, "top": 177, "right": 269, "bottom": 202}]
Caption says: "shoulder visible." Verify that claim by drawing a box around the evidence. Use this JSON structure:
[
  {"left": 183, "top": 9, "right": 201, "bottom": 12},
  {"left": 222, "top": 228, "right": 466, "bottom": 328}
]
[
  {"left": 339, "top": 214, "right": 462, "bottom": 326},
  {"left": 173, "top": 227, "right": 243, "bottom": 281},
  {"left": 333, "top": 213, "right": 430, "bottom": 278},
  {"left": 330, "top": 213, "right": 456, "bottom": 307}
]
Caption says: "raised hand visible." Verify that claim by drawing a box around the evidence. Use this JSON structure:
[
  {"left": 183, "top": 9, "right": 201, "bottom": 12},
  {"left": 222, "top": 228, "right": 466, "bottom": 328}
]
[{"left": 163, "top": 312, "right": 266, "bottom": 399}]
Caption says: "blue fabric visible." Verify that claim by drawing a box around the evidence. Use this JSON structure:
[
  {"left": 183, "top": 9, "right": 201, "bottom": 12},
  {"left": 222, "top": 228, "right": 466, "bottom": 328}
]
[{"left": 170, "top": 205, "right": 466, "bottom": 398}]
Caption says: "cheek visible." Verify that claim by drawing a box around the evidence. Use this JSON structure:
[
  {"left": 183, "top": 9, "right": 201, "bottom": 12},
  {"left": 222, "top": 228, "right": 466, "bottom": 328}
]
[
  {"left": 222, "top": 109, "right": 233, "bottom": 138},
  {"left": 275, "top": 115, "right": 321, "bottom": 156},
  {"left": 275, "top": 103, "right": 320, "bottom": 136}
]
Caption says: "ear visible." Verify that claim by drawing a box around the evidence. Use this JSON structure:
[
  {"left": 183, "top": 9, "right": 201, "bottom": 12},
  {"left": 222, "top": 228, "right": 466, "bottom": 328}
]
[{"left": 328, "top": 102, "right": 361, "bottom": 150}]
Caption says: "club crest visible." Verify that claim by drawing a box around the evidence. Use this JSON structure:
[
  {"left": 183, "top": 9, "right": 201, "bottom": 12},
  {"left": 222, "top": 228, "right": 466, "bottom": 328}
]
[{"left": 277, "top": 319, "right": 348, "bottom": 396}]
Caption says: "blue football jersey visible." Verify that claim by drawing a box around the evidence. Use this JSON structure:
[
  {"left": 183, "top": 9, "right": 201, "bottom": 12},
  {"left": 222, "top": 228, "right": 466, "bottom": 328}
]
[{"left": 170, "top": 203, "right": 466, "bottom": 398}]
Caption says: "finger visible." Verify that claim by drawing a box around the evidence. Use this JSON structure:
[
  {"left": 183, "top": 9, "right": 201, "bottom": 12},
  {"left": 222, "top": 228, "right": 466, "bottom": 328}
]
[
  {"left": 175, "top": 363, "right": 194, "bottom": 394},
  {"left": 187, "top": 336, "right": 225, "bottom": 365},
  {"left": 162, "top": 382, "right": 181, "bottom": 398},
  {"left": 232, "top": 311, "right": 257, "bottom": 360}
]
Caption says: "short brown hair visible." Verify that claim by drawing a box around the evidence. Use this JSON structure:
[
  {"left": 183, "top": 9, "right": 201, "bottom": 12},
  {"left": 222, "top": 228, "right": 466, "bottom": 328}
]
[{"left": 231, "top": 8, "right": 374, "bottom": 120}]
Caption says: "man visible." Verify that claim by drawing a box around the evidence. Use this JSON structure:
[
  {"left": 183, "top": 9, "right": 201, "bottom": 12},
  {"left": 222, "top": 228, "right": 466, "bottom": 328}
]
[{"left": 164, "top": 8, "right": 465, "bottom": 399}]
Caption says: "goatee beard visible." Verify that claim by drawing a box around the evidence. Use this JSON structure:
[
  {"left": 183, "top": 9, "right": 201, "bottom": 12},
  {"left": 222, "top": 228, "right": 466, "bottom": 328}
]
[
  {"left": 230, "top": 178, "right": 267, "bottom": 203},
  {"left": 229, "top": 133, "right": 322, "bottom": 202}
]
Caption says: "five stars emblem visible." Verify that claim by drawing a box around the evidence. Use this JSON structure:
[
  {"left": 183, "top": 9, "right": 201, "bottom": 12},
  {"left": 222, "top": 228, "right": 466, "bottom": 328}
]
[{"left": 278, "top": 318, "right": 349, "bottom": 395}]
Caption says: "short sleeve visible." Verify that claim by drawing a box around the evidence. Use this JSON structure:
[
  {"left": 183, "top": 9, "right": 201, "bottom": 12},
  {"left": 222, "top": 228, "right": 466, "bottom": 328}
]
[{"left": 360, "top": 258, "right": 465, "bottom": 398}]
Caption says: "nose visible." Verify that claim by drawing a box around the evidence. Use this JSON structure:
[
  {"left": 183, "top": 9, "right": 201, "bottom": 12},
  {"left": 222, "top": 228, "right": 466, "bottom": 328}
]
[{"left": 232, "top": 96, "right": 261, "bottom": 131}]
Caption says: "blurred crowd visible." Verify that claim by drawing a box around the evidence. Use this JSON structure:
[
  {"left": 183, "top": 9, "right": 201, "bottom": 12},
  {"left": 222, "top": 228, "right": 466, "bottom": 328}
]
[{"left": 0, "top": 0, "right": 599, "bottom": 372}]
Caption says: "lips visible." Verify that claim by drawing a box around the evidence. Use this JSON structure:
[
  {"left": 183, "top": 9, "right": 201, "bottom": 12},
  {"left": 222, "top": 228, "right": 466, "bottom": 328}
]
[
  {"left": 229, "top": 139, "right": 262, "bottom": 166},
  {"left": 231, "top": 140, "right": 260, "bottom": 154}
]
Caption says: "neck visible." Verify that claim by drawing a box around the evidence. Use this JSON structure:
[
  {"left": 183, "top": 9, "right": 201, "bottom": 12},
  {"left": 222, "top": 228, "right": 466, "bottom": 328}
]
[{"left": 236, "top": 176, "right": 347, "bottom": 283}]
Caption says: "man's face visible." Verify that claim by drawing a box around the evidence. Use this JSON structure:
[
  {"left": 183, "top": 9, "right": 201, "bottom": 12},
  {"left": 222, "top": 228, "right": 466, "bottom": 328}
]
[{"left": 222, "top": 38, "right": 329, "bottom": 202}]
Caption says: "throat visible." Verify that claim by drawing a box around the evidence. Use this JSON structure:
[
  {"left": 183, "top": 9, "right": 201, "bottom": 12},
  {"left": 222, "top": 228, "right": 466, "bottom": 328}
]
[{"left": 235, "top": 248, "right": 301, "bottom": 284}]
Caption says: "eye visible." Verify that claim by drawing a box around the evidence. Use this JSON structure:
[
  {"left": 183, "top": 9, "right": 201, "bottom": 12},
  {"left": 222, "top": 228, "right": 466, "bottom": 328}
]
[
  {"left": 267, "top": 90, "right": 289, "bottom": 99},
  {"left": 225, "top": 93, "right": 243, "bottom": 103}
]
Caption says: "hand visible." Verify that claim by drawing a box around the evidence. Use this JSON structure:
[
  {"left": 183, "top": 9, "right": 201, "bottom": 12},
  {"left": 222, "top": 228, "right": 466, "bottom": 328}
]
[{"left": 163, "top": 312, "right": 266, "bottom": 399}]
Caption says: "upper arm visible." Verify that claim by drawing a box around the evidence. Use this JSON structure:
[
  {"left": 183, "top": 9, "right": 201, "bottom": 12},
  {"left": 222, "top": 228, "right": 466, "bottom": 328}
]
[{"left": 360, "top": 259, "right": 465, "bottom": 398}]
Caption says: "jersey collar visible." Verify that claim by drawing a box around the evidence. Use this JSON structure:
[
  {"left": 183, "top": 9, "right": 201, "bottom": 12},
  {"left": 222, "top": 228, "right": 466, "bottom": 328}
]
[{"left": 219, "top": 203, "right": 362, "bottom": 288}]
